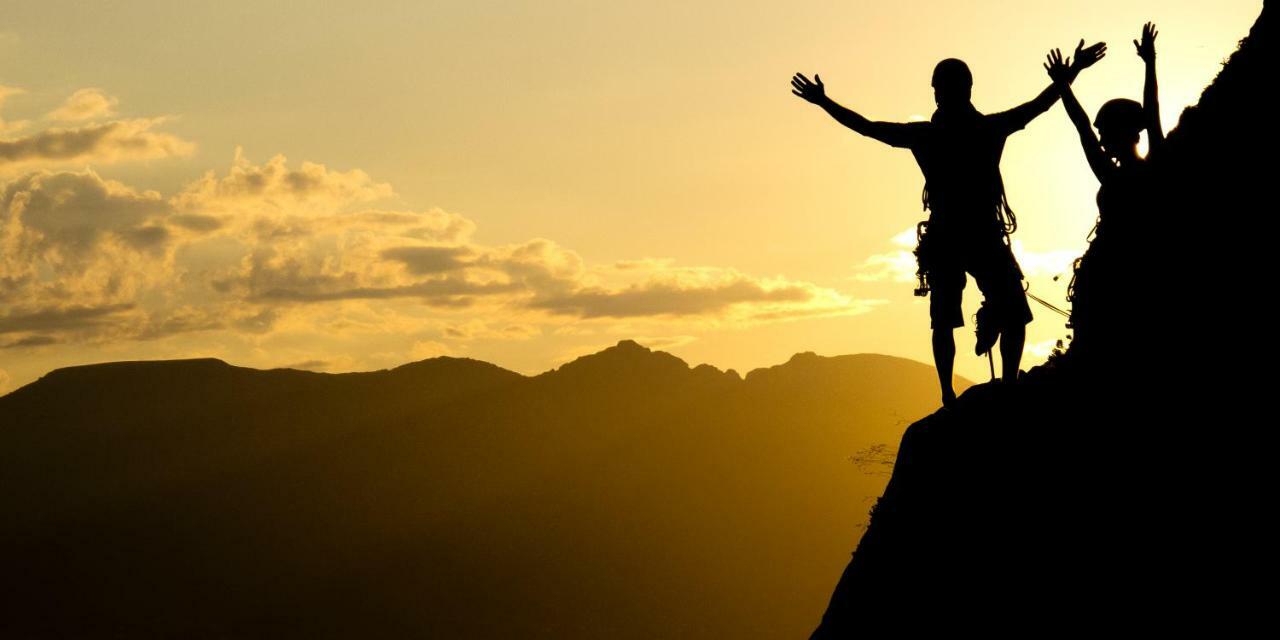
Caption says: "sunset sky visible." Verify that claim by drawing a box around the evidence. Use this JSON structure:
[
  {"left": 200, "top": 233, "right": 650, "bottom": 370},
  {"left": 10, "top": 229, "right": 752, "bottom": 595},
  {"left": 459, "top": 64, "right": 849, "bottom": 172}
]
[{"left": 0, "top": 1, "right": 1260, "bottom": 393}]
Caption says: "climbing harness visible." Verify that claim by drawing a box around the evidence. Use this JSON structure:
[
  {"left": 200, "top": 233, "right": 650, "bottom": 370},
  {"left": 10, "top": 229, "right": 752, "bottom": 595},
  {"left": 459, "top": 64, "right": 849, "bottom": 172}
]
[{"left": 913, "top": 220, "right": 932, "bottom": 297}]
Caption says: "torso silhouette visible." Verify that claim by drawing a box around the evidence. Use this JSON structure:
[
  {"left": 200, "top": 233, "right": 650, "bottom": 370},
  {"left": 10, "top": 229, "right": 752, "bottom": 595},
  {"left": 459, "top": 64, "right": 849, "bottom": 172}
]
[
  {"left": 902, "top": 104, "right": 1029, "bottom": 248},
  {"left": 1094, "top": 161, "right": 1151, "bottom": 246},
  {"left": 1071, "top": 160, "right": 1152, "bottom": 353}
]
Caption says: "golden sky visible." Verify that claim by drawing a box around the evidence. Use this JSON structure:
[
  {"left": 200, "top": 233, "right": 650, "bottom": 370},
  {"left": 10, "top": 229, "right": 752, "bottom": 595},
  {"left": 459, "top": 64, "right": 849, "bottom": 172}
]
[{"left": 0, "top": 1, "right": 1261, "bottom": 393}]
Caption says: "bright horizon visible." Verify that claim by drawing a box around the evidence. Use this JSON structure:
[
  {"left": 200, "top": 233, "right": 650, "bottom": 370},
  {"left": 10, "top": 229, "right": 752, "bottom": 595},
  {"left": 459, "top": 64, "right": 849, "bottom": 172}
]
[{"left": 0, "top": 1, "right": 1261, "bottom": 394}]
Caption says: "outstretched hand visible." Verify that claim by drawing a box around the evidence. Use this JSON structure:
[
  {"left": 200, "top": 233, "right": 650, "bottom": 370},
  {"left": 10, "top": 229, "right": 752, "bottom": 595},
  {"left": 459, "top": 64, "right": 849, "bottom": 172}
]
[
  {"left": 1071, "top": 40, "right": 1107, "bottom": 73},
  {"left": 1044, "top": 40, "right": 1106, "bottom": 84},
  {"left": 791, "top": 73, "right": 826, "bottom": 105},
  {"left": 1043, "top": 48, "right": 1072, "bottom": 84},
  {"left": 1134, "top": 22, "right": 1158, "bottom": 62}
]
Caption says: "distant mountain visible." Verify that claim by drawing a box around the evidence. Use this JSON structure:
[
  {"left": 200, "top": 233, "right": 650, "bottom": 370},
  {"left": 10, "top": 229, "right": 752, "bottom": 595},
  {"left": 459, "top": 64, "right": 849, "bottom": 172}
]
[{"left": 0, "top": 340, "right": 963, "bottom": 639}]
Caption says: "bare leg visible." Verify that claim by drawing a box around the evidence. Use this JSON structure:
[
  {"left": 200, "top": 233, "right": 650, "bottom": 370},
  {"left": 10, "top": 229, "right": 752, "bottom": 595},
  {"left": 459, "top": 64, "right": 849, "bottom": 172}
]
[
  {"left": 1000, "top": 323, "right": 1025, "bottom": 383},
  {"left": 932, "top": 328, "right": 957, "bottom": 404}
]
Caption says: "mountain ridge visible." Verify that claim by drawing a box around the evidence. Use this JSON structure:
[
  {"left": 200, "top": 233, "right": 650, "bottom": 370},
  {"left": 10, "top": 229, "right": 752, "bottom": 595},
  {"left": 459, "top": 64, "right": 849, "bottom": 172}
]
[
  {"left": 2, "top": 338, "right": 971, "bottom": 400},
  {"left": 0, "top": 335, "right": 956, "bottom": 638}
]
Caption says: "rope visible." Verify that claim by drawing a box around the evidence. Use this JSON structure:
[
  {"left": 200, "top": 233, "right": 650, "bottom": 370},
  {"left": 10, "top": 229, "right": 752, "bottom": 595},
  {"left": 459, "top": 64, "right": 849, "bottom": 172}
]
[{"left": 1025, "top": 290, "right": 1071, "bottom": 319}]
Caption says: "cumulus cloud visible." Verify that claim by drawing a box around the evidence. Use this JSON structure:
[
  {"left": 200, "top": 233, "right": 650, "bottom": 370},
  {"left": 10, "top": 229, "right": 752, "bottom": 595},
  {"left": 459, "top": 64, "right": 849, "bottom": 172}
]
[
  {"left": 0, "top": 149, "right": 877, "bottom": 378},
  {"left": 1, "top": 169, "right": 170, "bottom": 256},
  {"left": 0, "top": 169, "right": 182, "bottom": 325},
  {"left": 46, "top": 88, "right": 119, "bottom": 122},
  {"left": 0, "top": 118, "right": 194, "bottom": 167},
  {"left": 171, "top": 147, "right": 392, "bottom": 213}
]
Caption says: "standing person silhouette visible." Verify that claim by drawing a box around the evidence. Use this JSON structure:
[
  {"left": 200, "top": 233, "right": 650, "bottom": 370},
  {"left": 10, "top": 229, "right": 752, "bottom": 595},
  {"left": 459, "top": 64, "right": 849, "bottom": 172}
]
[
  {"left": 1046, "top": 24, "right": 1161, "bottom": 360},
  {"left": 791, "top": 41, "right": 1104, "bottom": 405}
]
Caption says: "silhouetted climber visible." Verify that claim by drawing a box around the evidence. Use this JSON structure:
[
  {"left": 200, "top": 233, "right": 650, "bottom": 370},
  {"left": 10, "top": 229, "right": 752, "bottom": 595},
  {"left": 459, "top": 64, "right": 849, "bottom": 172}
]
[
  {"left": 792, "top": 42, "right": 1105, "bottom": 404},
  {"left": 1047, "top": 25, "right": 1161, "bottom": 359}
]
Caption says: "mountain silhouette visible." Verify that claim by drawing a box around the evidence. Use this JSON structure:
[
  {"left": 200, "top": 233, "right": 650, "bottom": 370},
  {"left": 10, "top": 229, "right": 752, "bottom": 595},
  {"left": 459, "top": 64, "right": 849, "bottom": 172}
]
[
  {"left": 810, "top": 3, "right": 1274, "bottom": 634},
  {"left": 0, "top": 341, "right": 964, "bottom": 638}
]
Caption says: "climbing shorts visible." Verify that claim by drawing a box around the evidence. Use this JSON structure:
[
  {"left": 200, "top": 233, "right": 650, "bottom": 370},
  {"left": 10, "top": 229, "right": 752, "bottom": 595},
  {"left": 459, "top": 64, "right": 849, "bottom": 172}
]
[{"left": 926, "top": 237, "right": 1033, "bottom": 331}]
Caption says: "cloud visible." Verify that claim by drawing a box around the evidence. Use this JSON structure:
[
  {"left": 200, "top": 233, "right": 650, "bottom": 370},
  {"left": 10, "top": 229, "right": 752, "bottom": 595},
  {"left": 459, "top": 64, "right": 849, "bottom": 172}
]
[
  {"left": 380, "top": 245, "right": 476, "bottom": 274},
  {"left": 170, "top": 213, "right": 223, "bottom": 232},
  {"left": 1025, "top": 339, "right": 1064, "bottom": 360},
  {"left": 0, "top": 303, "right": 135, "bottom": 335},
  {"left": 132, "top": 306, "right": 229, "bottom": 340},
  {"left": 0, "top": 85, "right": 29, "bottom": 133},
  {"left": 1009, "top": 240, "right": 1081, "bottom": 279},
  {"left": 46, "top": 88, "right": 119, "bottom": 122},
  {"left": 0, "top": 368, "right": 9, "bottom": 394},
  {"left": 852, "top": 228, "right": 1085, "bottom": 284},
  {"left": 853, "top": 250, "right": 919, "bottom": 283},
  {"left": 0, "top": 170, "right": 181, "bottom": 318},
  {"left": 171, "top": 147, "right": 392, "bottom": 213},
  {"left": 529, "top": 275, "right": 806, "bottom": 318},
  {"left": 0, "top": 118, "right": 194, "bottom": 167},
  {"left": 852, "top": 226, "right": 920, "bottom": 283},
  {"left": 1, "top": 334, "right": 59, "bottom": 349},
  {"left": 443, "top": 319, "right": 540, "bottom": 341},
  {"left": 0, "top": 150, "right": 878, "bottom": 375},
  {"left": 1, "top": 169, "right": 171, "bottom": 255},
  {"left": 526, "top": 267, "right": 866, "bottom": 322},
  {"left": 248, "top": 276, "right": 524, "bottom": 305}
]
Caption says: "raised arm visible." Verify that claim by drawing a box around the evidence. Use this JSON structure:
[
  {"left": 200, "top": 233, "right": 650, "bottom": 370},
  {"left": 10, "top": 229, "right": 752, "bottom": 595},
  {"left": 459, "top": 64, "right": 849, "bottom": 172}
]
[
  {"left": 1134, "top": 22, "right": 1164, "bottom": 152},
  {"left": 993, "top": 40, "right": 1106, "bottom": 135},
  {"left": 1045, "top": 48, "right": 1112, "bottom": 182},
  {"left": 791, "top": 73, "right": 925, "bottom": 148}
]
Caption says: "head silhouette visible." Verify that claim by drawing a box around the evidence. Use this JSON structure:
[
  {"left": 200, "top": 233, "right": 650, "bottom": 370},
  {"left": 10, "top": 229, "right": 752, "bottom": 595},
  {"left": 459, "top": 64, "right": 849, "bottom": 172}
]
[
  {"left": 931, "top": 59, "right": 973, "bottom": 111},
  {"left": 1094, "top": 98, "right": 1144, "bottom": 160}
]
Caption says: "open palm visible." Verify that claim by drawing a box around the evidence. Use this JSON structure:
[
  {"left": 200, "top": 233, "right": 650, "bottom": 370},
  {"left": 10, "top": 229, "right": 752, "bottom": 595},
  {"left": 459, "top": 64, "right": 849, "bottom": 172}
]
[
  {"left": 791, "top": 73, "right": 826, "bottom": 105},
  {"left": 1134, "top": 22, "right": 1158, "bottom": 62},
  {"left": 1072, "top": 40, "right": 1107, "bottom": 72}
]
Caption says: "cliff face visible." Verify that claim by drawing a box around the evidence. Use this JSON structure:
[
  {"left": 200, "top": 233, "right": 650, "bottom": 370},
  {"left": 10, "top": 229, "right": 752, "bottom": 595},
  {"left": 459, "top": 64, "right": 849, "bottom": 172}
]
[{"left": 811, "top": 3, "right": 1274, "bottom": 633}]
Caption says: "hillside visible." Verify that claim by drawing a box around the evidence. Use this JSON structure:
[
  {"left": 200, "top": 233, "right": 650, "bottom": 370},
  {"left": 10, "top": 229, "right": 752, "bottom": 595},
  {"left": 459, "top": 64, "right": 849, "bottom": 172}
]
[{"left": 0, "top": 340, "right": 963, "bottom": 638}]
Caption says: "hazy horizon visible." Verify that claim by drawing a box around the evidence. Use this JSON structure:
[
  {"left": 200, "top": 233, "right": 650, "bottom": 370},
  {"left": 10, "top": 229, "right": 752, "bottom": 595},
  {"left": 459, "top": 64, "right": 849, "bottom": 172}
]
[{"left": 0, "top": 1, "right": 1259, "bottom": 394}]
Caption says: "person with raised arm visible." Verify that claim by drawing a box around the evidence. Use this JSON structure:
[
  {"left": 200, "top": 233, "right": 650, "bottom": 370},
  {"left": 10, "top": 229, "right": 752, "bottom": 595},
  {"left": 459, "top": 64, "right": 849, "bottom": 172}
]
[
  {"left": 1046, "top": 24, "right": 1162, "bottom": 358},
  {"left": 791, "top": 41, "right": 1105, "bottom": 405}
]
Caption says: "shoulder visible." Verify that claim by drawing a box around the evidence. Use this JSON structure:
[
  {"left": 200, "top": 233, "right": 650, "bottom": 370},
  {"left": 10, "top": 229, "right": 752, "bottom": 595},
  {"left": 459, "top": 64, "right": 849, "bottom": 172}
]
[
  {"left": 879, "top": 120, "right": 932, "bottom": 150},
  {"left": 983, "top": 110, "right": 1024, "bottom": 135}
]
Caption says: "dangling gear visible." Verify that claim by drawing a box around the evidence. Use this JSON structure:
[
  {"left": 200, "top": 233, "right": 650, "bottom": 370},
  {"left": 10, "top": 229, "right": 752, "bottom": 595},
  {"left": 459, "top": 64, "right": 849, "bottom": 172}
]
[
  {"left": 912, "top": 220, "right": 933, "bottom": 297},
  {"left": 974, "top": 301, "right": 1000, "bottom": 357}
]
